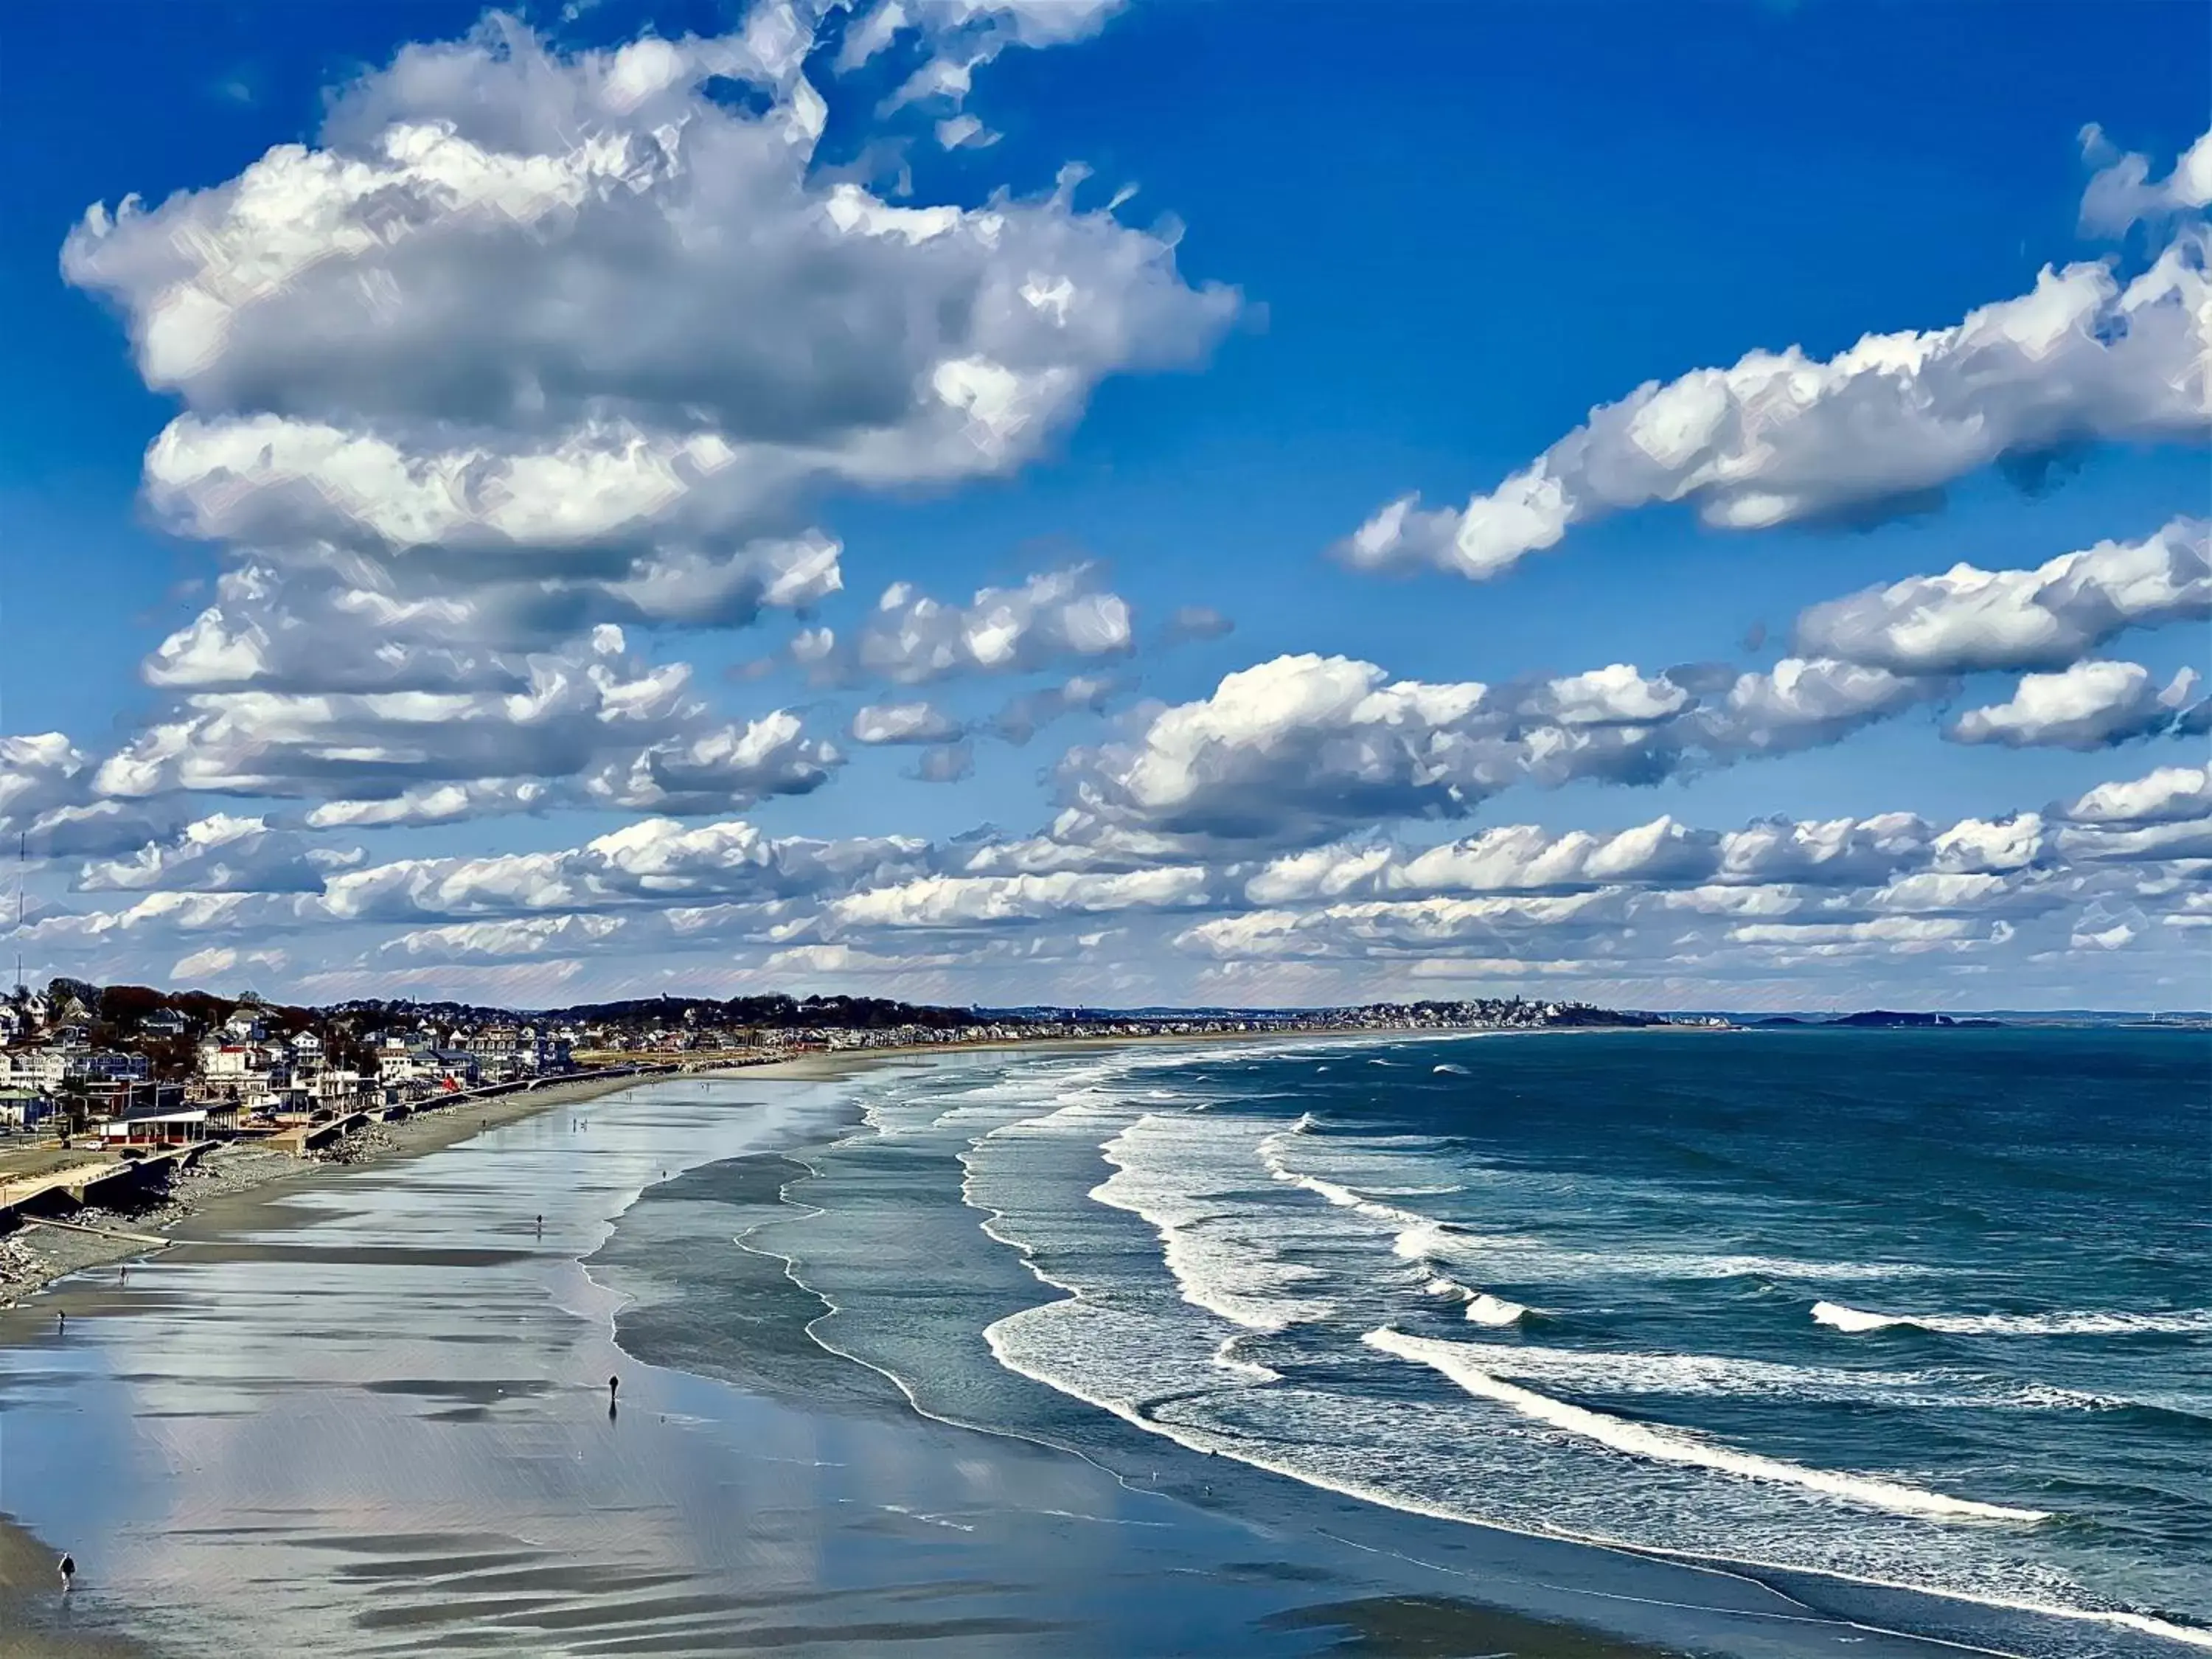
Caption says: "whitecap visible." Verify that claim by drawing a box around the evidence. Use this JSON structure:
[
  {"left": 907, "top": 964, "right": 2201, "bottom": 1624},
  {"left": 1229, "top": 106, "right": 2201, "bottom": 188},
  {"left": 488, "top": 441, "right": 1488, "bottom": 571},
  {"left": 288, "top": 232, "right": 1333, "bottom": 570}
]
[
  {"left": 1433, "top": 1062, "right": 1471, "bottom": 1076},
  {"left": 1363, "top": 1329, "right": 2049, "bottom": 1524},
  {"left": 1814, "top": 1300, "right": 2212, "bottom": 1338},
  {"left": 1464, "top": 1293, "right": 1531, "bottom": 1326}
]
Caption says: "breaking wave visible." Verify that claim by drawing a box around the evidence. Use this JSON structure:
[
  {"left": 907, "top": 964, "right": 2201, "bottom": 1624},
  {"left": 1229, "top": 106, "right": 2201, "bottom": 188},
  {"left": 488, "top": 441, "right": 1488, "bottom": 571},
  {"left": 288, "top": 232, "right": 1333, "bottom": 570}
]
[
  {"left": 1815, "top": 1301, "right": 2212, "bottom": 1338},
  {"left": 1363, "top": 1329, "right": 2051, "bottom": 1525}
]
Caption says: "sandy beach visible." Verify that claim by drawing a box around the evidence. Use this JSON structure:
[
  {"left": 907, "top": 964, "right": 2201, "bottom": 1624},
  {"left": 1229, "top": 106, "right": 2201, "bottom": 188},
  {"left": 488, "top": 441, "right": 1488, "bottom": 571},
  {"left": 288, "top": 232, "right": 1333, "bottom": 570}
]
[
  {"left": 0, "top": 1048, "right": 2075, "bottom": 1658},
  {"left": 0, "top": 1068, "right": 703, "bottom": 1311}
]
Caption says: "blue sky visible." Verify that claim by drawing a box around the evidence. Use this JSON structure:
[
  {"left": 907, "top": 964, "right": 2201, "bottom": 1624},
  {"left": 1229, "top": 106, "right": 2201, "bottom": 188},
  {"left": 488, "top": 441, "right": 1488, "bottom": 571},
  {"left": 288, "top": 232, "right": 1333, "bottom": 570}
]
[{"left": 1, "top": 0, "right": 2206, "bottom": 1011}]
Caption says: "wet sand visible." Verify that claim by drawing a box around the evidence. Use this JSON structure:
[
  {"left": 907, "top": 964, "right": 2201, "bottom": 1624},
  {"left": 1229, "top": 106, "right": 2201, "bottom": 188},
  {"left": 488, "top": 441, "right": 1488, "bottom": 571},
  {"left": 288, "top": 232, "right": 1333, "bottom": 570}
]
[{"left": 0, "top": 1054, "right": 1991, "bottom": 1658}]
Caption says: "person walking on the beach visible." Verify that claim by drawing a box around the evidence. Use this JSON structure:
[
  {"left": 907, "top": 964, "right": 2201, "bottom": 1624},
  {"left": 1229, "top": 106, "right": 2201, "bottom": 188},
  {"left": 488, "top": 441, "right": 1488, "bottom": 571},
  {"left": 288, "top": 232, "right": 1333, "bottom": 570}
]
[
  {"left": 56, "top": 1310, "right": 64, "bottom": 1335},
  {"left": 58, "top": 1554, "right": 74, "bottom": 1591}
]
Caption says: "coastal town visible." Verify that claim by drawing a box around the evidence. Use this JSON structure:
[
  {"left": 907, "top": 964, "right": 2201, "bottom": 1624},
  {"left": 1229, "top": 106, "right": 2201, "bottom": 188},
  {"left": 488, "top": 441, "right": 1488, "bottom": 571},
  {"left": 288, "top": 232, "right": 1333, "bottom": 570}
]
[
  {"left": 0, "top": 975, "right": 1684, "bottom": 1309},
  {"left": 0, "top": 978, "right": 1675, "bottom": 1150}
]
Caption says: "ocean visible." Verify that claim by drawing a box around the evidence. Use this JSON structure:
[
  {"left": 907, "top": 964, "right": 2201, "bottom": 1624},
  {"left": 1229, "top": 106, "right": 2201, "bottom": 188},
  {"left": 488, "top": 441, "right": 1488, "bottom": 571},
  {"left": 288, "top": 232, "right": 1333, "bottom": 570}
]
[{"left": 606, "top": 1027, "right": 2212, "bottom": 1655}]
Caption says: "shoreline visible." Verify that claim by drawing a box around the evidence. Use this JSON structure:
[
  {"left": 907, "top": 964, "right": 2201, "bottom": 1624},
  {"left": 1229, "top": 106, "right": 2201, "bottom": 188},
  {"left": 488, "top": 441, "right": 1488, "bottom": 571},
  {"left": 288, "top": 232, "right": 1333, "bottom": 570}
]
[
  {"left": 0, "top": 1026, "right": 2090, "bottom": 1658},
  {"left": 0, "top": 1018, "right": 1663, "bottom": 1317},
  {"left": 0, "top": 1069, "right": 683, "bottom": 1314}
]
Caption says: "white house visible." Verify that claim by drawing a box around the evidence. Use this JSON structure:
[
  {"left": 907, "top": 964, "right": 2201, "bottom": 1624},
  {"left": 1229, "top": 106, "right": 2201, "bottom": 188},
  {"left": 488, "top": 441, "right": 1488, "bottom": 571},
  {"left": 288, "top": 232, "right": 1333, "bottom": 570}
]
[{"left": 0, "top": 1048, "right": 74, "bottom": 1092}]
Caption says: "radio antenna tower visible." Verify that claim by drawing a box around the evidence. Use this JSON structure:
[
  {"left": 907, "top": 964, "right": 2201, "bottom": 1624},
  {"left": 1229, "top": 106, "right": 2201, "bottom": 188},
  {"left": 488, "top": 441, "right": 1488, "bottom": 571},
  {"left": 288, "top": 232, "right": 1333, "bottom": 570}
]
[{"left": 12, "top": 830, "right": 23, "bottom": 998}]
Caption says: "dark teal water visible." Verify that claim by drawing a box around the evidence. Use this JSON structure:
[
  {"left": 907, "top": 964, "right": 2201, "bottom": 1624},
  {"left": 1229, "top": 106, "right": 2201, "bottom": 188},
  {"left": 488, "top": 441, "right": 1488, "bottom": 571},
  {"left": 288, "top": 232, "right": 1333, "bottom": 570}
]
[{"left": 644, "top": 1030, "right": 2212, "bottom": 1654}]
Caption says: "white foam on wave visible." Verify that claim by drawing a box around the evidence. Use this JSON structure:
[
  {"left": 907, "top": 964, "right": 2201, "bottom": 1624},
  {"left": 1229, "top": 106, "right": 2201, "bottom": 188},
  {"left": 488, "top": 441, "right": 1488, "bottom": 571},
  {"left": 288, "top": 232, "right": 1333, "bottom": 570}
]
[
  {"left": 1427, "top": 1336, "right": 2117, "bottom": 1413},
  {"left": 1815, "top": 1301, "right": 2212, "bottom": 1338},
  {"left": 1094, "top": 1114, "right": 1336, "bottom": 1333},
  {"left": 1363, "top": 1329, "right": 2050, "bottom": 1524},
  {"left": 1264, "top": 1130, "right": 1917, "bottom": 1289},
  {"left": 1464, "top": 1293, "right": 1531, "bottom": 1326},
  {"left": 1433, "top": 1062, "right": 1471, "bottom": 1076},
  {"left": 1211, "top": 1333, "right": 1283, "bottom": 1383}
]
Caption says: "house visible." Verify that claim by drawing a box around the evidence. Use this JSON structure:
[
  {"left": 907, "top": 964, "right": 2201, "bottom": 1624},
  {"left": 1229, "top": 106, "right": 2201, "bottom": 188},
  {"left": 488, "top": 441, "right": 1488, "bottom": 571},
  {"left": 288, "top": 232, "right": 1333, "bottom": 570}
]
[
  {"left": 428, "top": 1050, "right": 481, "bottom": 1087},
  {"left": 81, "top": 1048, "right": 151, "bottom": 1082},
  {"left": 98, "top": 1105, "right": 227, "bottom": 1147},
  {"left": 312, "top": 1068, "right": 366, "bottom": 1106},
  {"left": 222, "top": 1011, "right": 266, "bottom": 1043},
  {"left": 0, "top": 1091, "right": 53, "bottom": 1130},
  {"left": 141, "top": 1008, "right": 191, "bottom": 1037},
  {"left": 0, "top": 1047, "right": 74, "bottom": 1092},
  {"left": 198, "top": 1040, "right": 271, "bottom": 1081}
]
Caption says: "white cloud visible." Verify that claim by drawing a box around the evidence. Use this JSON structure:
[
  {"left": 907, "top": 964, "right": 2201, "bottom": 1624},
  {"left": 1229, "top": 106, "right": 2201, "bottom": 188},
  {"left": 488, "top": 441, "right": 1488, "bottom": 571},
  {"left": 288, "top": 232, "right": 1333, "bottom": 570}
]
[
  {"left": 803, "top": 566, "right": 1135, "bottom": 688},
  {"left": 380, "top": 914, "right": 627, "bottom": 963},
  {"left": 1175, "top": 891, "right": 1622, "bottom": 961},
  {"left": 858, "top": 0, "right": 1126, "bottom": 112},
  {"left": 75, "top": 814, "right": 349, "bottom": 895},
  {"left": 2058, "top": 762, "right": 2211, "bottom": 825},
  {"left": 91, "top": 626, "right": 841, "bottom": 818},
  {"left": 1340, "top": 237, "right": 2211, "bottom": 580},
  {"left": 1949, "top": 661, "right": 2204, "bottom": 749},
  {"left": 319, "top": 815, "right": 925, "bottom": 923},
  {"left": 2052, "top": 763, "right": 2212, "bottom": 863},
  {"left": 828, "top": 866, "right": 1211, "bottom": 930},
  {"left": 0, "top": 735, "right": 186, "bottom": 858},
  {"left": 1054, "top": 653, "right": 1945, "bottom": 852},
  {"left": 1795, "top": 516, "right": 2211, "bottom": 675},
  {"left": 849, "top": 700, "right": 964, "bottom": 745},
  {"left": 304, "top": 780, "right": 554, "bottom": 830},
  {"left": 171, "top": 945, "right": 288, "bottom": 984},
  {"left": 58, "top": 11, "right": 1228, "bottom": 825},
  {"left": 2081, "top": 124, "right": 2212, "bottom": 236}
]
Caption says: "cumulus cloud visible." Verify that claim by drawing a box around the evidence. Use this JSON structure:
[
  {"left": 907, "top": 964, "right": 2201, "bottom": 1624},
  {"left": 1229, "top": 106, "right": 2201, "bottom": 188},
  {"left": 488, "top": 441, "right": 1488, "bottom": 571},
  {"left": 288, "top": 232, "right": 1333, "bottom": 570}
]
[
  {"left": 59, "top": 11, "right": 1229, "bottom": 822},
  {"left": 1176, "top": 891, "right": 1621, "bottom": 962},
  {"left": 0, "top": 735, "right": 186, "bottom": 858},
  {"left": 1795, "top": 516, "right": 2211, "bottom": 674},
  {"left": 1245, "top": 807, "right": 2048, "bottom": 911},
  {"left": 1949, "top": 661, "right": 2204, "bottom": 749},
  {"left": 801, "top": 566, "right": 1135, "bottom": 688},
  {"left": 849, "top": 700, "right": 964, "bottom": 745},
  {"left": 319, "top": 815, "right": 925, "bottom": 922},
  {"left": 1053, "top": 653, "right": 1945, "bottom": 852},
  {"left": 172, "top": 945, "right": 288, "bottom": 984},
  {"left": 1340, "top": 236, "right": 2211, "bottom": 580},
  {"left": 84, "top": 625, "right": 841, "bottom": 818},
  {"left": 2052, "top": 763, "right": 2212, "bottom": 862},
  {"left": 828, "top": 866, "right": 1211, "bottom": 930},
  {"left": 75, "top": 814, "right": 352, "bottom": 895},
  {"left": 380, "top": 913, "right": 626, "bottom": 964},
  {"left": 304, "top": 780, "right": 554, "bottom": 830},
  {"left": 2081, "top": 124, "right": 2212, "bottom": 236}
]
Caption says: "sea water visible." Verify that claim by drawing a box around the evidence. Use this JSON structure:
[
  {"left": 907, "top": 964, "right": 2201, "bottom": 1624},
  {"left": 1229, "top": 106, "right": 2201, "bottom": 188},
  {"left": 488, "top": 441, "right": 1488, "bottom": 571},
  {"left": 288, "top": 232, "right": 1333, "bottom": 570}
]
[{"left": 636, "top": 1028, "right": 2212, "bottom": 1653}]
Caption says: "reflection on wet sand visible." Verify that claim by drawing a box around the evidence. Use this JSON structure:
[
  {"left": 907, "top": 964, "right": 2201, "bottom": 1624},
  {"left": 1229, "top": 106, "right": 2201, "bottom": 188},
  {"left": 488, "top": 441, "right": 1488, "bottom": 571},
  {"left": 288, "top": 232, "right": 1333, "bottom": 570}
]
[{"left": 0, "top": 1078, "right": 1362, "bottom": 1657}]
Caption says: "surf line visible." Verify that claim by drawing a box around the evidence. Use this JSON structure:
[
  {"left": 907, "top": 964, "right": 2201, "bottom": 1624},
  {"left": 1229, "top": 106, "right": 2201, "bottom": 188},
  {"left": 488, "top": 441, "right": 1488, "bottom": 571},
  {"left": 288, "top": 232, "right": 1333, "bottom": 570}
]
[{"left": 1363, "top": 1329, "right": 2050, "bottom": 1525}]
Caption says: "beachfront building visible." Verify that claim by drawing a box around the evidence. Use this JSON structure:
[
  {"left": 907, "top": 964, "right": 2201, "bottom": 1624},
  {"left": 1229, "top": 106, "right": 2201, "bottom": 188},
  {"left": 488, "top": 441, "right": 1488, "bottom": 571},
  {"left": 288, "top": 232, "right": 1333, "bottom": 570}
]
[
  {"left": 0, "top": 1090, "right": 54, "bottom": 1130},
  {"left": 97, "top": 1102, "right": 237, "bottom": 1147},
  {"left": 0, "top": 1046, "right": 74, "bottom": 1093},
  {"left": 81, "top": 1048, "right": 152, "bottom": 1082}
]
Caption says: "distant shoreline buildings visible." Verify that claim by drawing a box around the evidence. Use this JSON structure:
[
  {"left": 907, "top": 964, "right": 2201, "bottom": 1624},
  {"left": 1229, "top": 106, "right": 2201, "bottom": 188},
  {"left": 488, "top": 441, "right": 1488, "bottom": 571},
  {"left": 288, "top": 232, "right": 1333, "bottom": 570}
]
[{"left": 0, "top": 978, "right": 1682, "bottom": 1146}]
